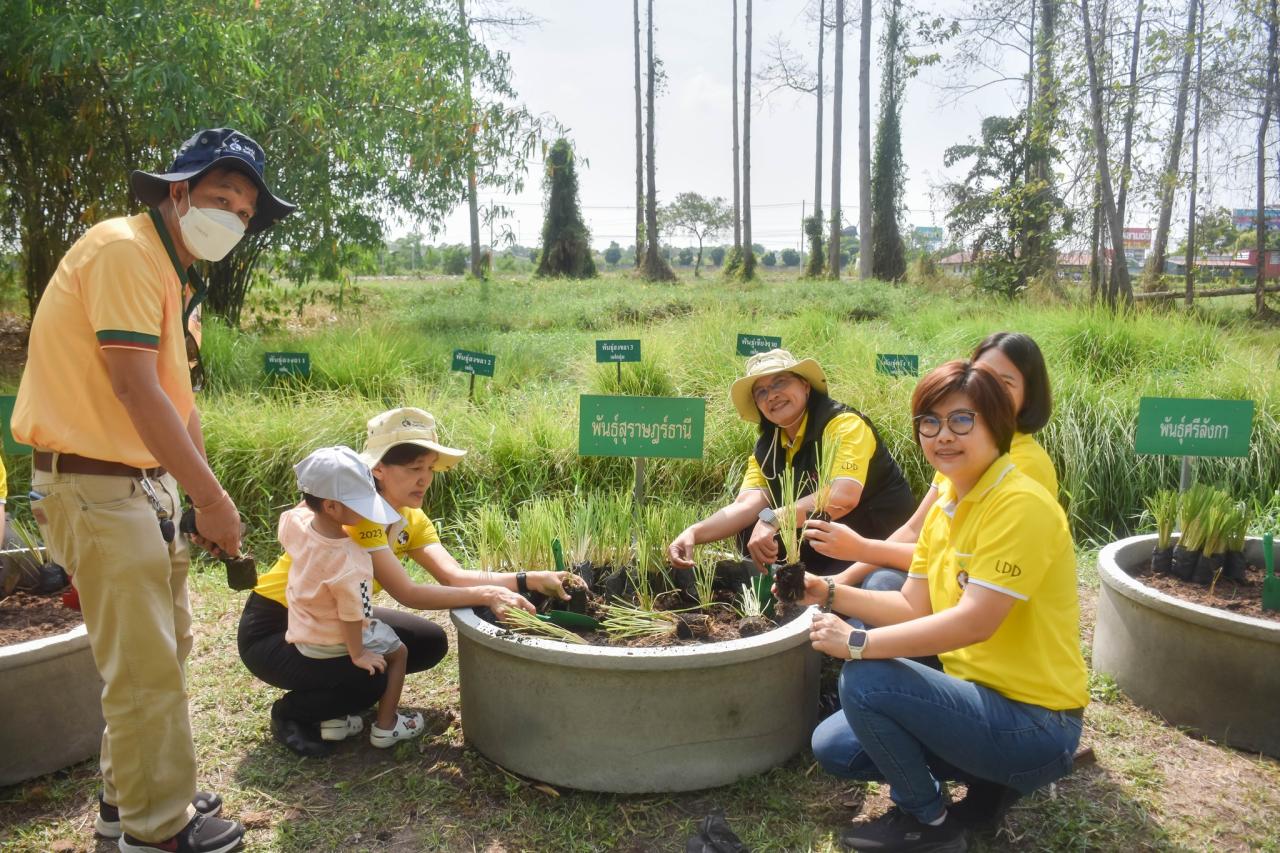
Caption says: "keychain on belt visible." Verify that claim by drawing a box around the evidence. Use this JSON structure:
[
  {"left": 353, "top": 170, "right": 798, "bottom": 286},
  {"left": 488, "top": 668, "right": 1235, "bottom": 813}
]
[{"left": 138, "top": 477, "right": 176, "bottom": 543}]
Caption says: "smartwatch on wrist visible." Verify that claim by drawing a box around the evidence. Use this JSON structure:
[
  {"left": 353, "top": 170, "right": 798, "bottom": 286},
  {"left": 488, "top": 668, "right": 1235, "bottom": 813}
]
[
  {"left": 758, "top": 507, "right": 778, "bottom": 528},
  {"left": 516, "top": 572, "right": 530, "bottom": 594},
  {"left": 847, "top": 628, "right": 869, "bottom": 660}
]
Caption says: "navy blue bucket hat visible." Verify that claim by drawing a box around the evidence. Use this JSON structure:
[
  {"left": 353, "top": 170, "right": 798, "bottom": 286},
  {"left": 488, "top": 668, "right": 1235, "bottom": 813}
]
[{"left": 130, "top": 128, "right": 297, "bottom": 235}]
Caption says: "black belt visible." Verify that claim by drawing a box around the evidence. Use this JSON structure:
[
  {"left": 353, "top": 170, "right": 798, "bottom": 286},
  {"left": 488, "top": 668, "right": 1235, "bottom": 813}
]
[
  {"left": 34, "top": 450, "right": 165, "bottom": 479},
  {"left": 1061, "top": 707, "right": 1084, "bottom": 719}
]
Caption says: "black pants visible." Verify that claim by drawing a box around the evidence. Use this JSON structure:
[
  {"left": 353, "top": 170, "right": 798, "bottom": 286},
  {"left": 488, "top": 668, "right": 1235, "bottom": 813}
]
[{"left": 237, "top": 592, "right": 448, "bottom": 724}]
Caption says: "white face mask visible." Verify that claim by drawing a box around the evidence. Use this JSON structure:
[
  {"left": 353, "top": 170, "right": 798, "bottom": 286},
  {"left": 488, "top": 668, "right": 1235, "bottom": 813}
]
[{"left": 177, "top": 185, "right": 247, "bottom": 261}]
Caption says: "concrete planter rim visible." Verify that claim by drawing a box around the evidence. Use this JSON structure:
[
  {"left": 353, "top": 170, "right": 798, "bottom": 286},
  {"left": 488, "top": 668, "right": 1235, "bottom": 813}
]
[
  {"left": 451, "top": 604, "right": 816, "bottom": 670},
  {"left": 1098, "top": 534, "right": 1279, "bottom": 641}
]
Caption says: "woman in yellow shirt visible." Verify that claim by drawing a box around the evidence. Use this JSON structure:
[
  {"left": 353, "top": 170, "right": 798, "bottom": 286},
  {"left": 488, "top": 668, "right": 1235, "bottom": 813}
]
[
  {"left": 238, "top": 408, "right": 572, "bottom": 757},
  {"left": 806, "top": 332, "right": 1057, "bottom": 592},
  {"left": 802, "top": 361, "right": 1086, "bottom": 852},
  {"left": 668, "top": 349, "right": 915, "bottom": 576}
]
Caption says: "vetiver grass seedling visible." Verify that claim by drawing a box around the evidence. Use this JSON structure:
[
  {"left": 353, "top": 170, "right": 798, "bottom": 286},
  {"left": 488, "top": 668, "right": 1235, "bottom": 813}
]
[
  {"left": 472, "top": 505, "right": 513, "bottom": 572},
  {"left": 1145, "top": 489, "right": 1179, "bottom": 574},
  {"left": 772, "top": 467, "right": 807, "bottom": 604},
  {"left": 501, "top": 605, "right": 587, "bottom": 644},
  {"left": 601, "top": 601, "right": 686, "bottom": 642}
]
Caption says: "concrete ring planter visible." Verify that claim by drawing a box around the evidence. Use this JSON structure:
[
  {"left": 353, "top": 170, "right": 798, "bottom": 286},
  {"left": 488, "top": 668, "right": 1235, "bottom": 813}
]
[
  {"left": 0, "top": 621, "right": 105, "bottom": 785},
  {"left": 451, "top": 606, "right": 821, "bottom": 793},
  {"left": 1093, "top": 534, "right": 1280, "bottom": 758}
]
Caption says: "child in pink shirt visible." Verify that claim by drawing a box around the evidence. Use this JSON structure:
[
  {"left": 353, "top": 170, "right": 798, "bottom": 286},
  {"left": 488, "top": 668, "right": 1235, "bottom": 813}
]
[{"left": 283, "top": 446, "right": 425, "bottom": 748}]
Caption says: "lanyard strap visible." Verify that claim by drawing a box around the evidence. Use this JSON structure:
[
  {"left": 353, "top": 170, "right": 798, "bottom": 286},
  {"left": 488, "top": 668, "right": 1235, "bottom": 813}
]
[{"left": 148, "top": 207, "right": 208, "bottom": 326}]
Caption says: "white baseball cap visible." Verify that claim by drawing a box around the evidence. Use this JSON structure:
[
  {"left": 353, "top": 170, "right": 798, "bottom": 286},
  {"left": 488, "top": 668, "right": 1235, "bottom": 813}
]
[{"left": 294, "top": 446, "right": 400, "bottom": 525}]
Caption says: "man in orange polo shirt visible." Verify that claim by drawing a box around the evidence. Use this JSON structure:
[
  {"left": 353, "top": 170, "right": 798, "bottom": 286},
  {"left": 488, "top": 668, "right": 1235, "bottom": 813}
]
[{"left": 13, "top": 128, "right": 294, "bottom": 853}]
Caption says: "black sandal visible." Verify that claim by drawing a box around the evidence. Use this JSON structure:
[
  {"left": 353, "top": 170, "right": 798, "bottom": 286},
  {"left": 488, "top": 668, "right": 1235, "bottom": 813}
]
[{"left": 270, "top": 714, "right": 332, "bottom": 757}]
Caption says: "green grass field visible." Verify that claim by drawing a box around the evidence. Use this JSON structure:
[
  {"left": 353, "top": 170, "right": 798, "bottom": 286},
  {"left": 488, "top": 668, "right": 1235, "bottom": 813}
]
[{"left": 2, "top": 269, "right": 1279, "bottom": 851}]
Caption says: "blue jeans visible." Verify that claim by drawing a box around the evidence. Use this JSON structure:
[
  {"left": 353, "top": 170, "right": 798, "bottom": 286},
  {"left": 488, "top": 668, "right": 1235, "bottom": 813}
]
[
  {"left": 811, "top": 658, "right": 1082, "bottom": 823},
  {"left": 860, "top": 567, "right": 907, "bottom": 592}
]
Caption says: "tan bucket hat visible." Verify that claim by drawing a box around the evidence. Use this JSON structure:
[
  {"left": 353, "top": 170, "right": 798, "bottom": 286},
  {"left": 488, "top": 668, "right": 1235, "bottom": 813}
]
[
  {"left": 359, "top": 407, "right": 467, "bottom": 471},
  {"left": 729, "top": 348, "right": 828, "bottom": 423}
]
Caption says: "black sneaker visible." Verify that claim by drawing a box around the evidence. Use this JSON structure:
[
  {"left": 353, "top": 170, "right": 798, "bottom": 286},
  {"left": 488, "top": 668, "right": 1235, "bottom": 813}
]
[
  {"left": 840, "top": 807, "right": 967, "bottom": 852},
  {"left": 96, "top": 791, "right": 224, "bottom": 838},
  {"left": 270, "top": 713, "right": 332, "bottom": 758},
  {"left": 118, "top": 812, "right": 244, "bottom": 853},
  {"left": 947, "top": 781, "right": 1021, "bottom": 831}
]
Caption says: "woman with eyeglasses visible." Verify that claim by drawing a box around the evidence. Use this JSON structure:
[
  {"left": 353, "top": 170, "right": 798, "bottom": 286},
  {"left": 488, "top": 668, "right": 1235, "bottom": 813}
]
[
  {"left": 667, "top": 349, "right": 915, "bottom": 576},
  {"left": 798, "top": 360, "right": 1086, "bottom": 852},
  {"left": 805, "top": 332, "right": 1057, "bottom": 593}
]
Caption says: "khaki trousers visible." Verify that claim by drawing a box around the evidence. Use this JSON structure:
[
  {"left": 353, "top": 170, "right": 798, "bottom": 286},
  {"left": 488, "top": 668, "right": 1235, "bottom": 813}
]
[{"left": 32, "top": 467, "right": 196, "bottom": 842}]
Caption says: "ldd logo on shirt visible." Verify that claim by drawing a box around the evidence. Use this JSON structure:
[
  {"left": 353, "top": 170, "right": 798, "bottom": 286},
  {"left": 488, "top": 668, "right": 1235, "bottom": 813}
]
[{"left": 994, "top": 560, "right": 1022, "bottom": 577}]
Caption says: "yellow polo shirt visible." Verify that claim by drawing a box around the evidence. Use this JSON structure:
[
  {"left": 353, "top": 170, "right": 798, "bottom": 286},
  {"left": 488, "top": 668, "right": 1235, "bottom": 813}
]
[
  {"left": 908, "top": 455, "right": 1088, "bottom": 711},
  {"left": 13, "top": 212, "right": 196, "bottom": 468},
  {"left": 0, "top": 455, "right": 7, "bottom": 505},
  {"left": 254, "top": 504, "right": 441, "bottom": 606},
  {"left": 740, "top": 412, "right": 876, "bottom": 492},
  {"left": 932, "top": 432, "right": 1057, "bottom": 502}
]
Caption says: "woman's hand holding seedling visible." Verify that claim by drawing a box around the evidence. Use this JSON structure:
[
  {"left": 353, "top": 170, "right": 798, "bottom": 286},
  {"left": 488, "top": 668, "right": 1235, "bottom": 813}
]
[
  {"left": 486, "top": 586, "right": 536, "bottom": 620},
  {"left": 809, "top": 611, "right": 855, "bottom": 659},
  {"left": 747, "top": 519, "right": 780, "bottom": 567},
  {"left": 803, "top": 518, "right": 865, "bottom": 560},
  {"left": 529, "top": 571, "right": 573, "bottom": 600},
  {"left": 667, "top": 527, "right": 698, "bottom": 568},
  {"left": 351, "top": 649, "right": 386, "bottom": 675},
  {"left": 790, "top": 572, "right": 834, "bottom": 607}
]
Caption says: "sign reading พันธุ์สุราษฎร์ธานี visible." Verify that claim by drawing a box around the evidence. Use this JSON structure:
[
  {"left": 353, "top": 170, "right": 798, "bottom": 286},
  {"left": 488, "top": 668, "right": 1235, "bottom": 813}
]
[
  {"left": 737, "top": 334, "right": 782, "bottom": 357},
  {"left": 1134, "top": 397, "right": 1255, "bottom": 458},
  {"left": 264, "top": 351, "right": 311, "bottom": 378},
  {"left": 875, "top": 354, "right": 919, "bottom": 377},
  {"left": 578, "top": 395, "right": 705, "bottom": 460},
  {"left": 451, "top": 349, "right": 496, "bottom": 377},
  {"left": 595, "top": 340, "right": 641, "bottom": 363}
]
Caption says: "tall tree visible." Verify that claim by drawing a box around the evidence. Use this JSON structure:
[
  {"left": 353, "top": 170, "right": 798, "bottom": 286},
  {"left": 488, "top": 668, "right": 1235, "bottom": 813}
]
[
  {"left": 460, "top": 0, "right": 483, "bottom": 279},
  {"left": 1256, "top": 0, "right": 1278, "bottom": 313},
  {"left": 1080, "top": 0, "right": 1134, "bottom": 306},
  {"left": 740, "top": 0, "right": 757, "bottom": 279},
  {"left": 828, "top": 0, "right": 845, "bottom": 279},
  {"left": 535, "top": 138, "right": 596, "bottom": 278},
  {"left": 634, "top": 0, "right": 644, "bottom": 268},
  {"left": 641, "top": 0, "right": 676, "bottom": 281},
  {"left": 1183, "top": 0, "right": 1205, "bottom": 306},
  {"left": 1146, "top": 0, "right": 1199, "bottom": 286},
  {"left": 732, "top": 0, "right": 743, "bottom": 263},
  {"left": 1023, "top": 0, "right": 1059, "bottom": 281},
  {"left": 1115, "top": 0, "right": 1145, "bottom": 230},
  {"left": 857, "top": 0, "right": 873, "bottom": 279},
  {"left": 871, "top": 0, "right": 906, "bottom": 281}
]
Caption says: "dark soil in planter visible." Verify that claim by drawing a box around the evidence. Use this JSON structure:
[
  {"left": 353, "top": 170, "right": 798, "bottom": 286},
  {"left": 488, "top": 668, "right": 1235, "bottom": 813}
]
[
  {"left": 773, "top": 562, "right": 806, "bottom": 603},
  {"left": 1128, "top": 559, "right": 1280, "bottom": 624},
  {"left": 736, "top": 615, "right": 774, "bottom": 637},
  {"left": 0, "top": 591, "right": 83, "bottom": 645}
]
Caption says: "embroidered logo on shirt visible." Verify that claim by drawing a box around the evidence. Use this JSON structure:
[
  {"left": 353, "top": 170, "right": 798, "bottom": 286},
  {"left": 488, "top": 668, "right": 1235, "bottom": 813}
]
[
  {"left": 994, "top": 560, "right": 1023, "bottom": 577},
  {"left": 956, "top": 570, "right": 969, "bottom": 589},
  {"left": 397, "top": 529, "right": 409, "bottom": 546}
]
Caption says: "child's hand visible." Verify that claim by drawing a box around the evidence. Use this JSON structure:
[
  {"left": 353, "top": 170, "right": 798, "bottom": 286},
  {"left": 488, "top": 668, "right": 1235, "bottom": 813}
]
[{"left": 352, "top": 650, "right": 386, "bottom": 675}]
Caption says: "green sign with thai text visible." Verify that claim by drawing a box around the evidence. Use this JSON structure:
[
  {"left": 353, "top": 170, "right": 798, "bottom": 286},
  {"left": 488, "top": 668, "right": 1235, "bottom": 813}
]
[
  {"left": 452, "top": 349, "right": 496, "bottom": 377},
  {"left": 264, "top": 352, "right": 311, "bottom": 378},
  {"left": 736, "top": 333, "right": 782, "bottom": 357},
  {"left": 579, "top": 395, "right": 705, "bottom": 459},
  {"left": 596, "top": 339, "right": 641, "bottom": 363},
  {"left": 875, "top": 354, "right": 919, "bottom": 377},
  {"left": 0, "top": 395, "right": 31, "bottom": 456},
  {"left": 1135, "top": 397, "right": 1254, "bottom": 458}
]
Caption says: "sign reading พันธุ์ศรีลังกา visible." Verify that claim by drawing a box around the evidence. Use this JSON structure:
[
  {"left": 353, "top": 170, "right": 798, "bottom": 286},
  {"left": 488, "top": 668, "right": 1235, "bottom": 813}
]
[
  {"left": 875, "top": 354, "right": 919, "bottom": 377},
  {"left": 1134, "top": 397, "right": 1254, "bottom": 458},
  {"left": 264, "top": 351, "right": 311, "bottom": 378},
  {"left": 737, "top": 334, "right": 782, "bottom": 357}
]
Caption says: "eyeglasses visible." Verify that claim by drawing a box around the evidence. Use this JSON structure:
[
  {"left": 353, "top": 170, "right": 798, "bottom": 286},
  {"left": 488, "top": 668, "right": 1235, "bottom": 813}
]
[
  {"left": 185, "top": 329, "right": 205, "bottom": 393},
  {"left": 914, "top": 409, "right": 977, "bottom": 438},
  {"left": 752, "top": 374, "right": 798, "bottom": 405}
]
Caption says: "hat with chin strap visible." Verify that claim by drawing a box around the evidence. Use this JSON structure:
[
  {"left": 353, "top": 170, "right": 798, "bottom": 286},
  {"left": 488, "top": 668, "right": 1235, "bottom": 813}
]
[
  {"left": 130, "top": 128, "right": 296, "bottom": 235},
  {"left": 729, "top": 348, "right": 828, "bottom": 423}
]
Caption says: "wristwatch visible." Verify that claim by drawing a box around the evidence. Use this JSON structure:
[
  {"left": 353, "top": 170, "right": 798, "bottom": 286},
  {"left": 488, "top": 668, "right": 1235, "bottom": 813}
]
[
  {"left": 847, "top": 628, "right": 869, "bottom": 660},
  {"left": 758, "top": 507, "right": 778, "bottom": 528},
  {"left": 516, "top": 572, "right": 530, "bottom": 594}
]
